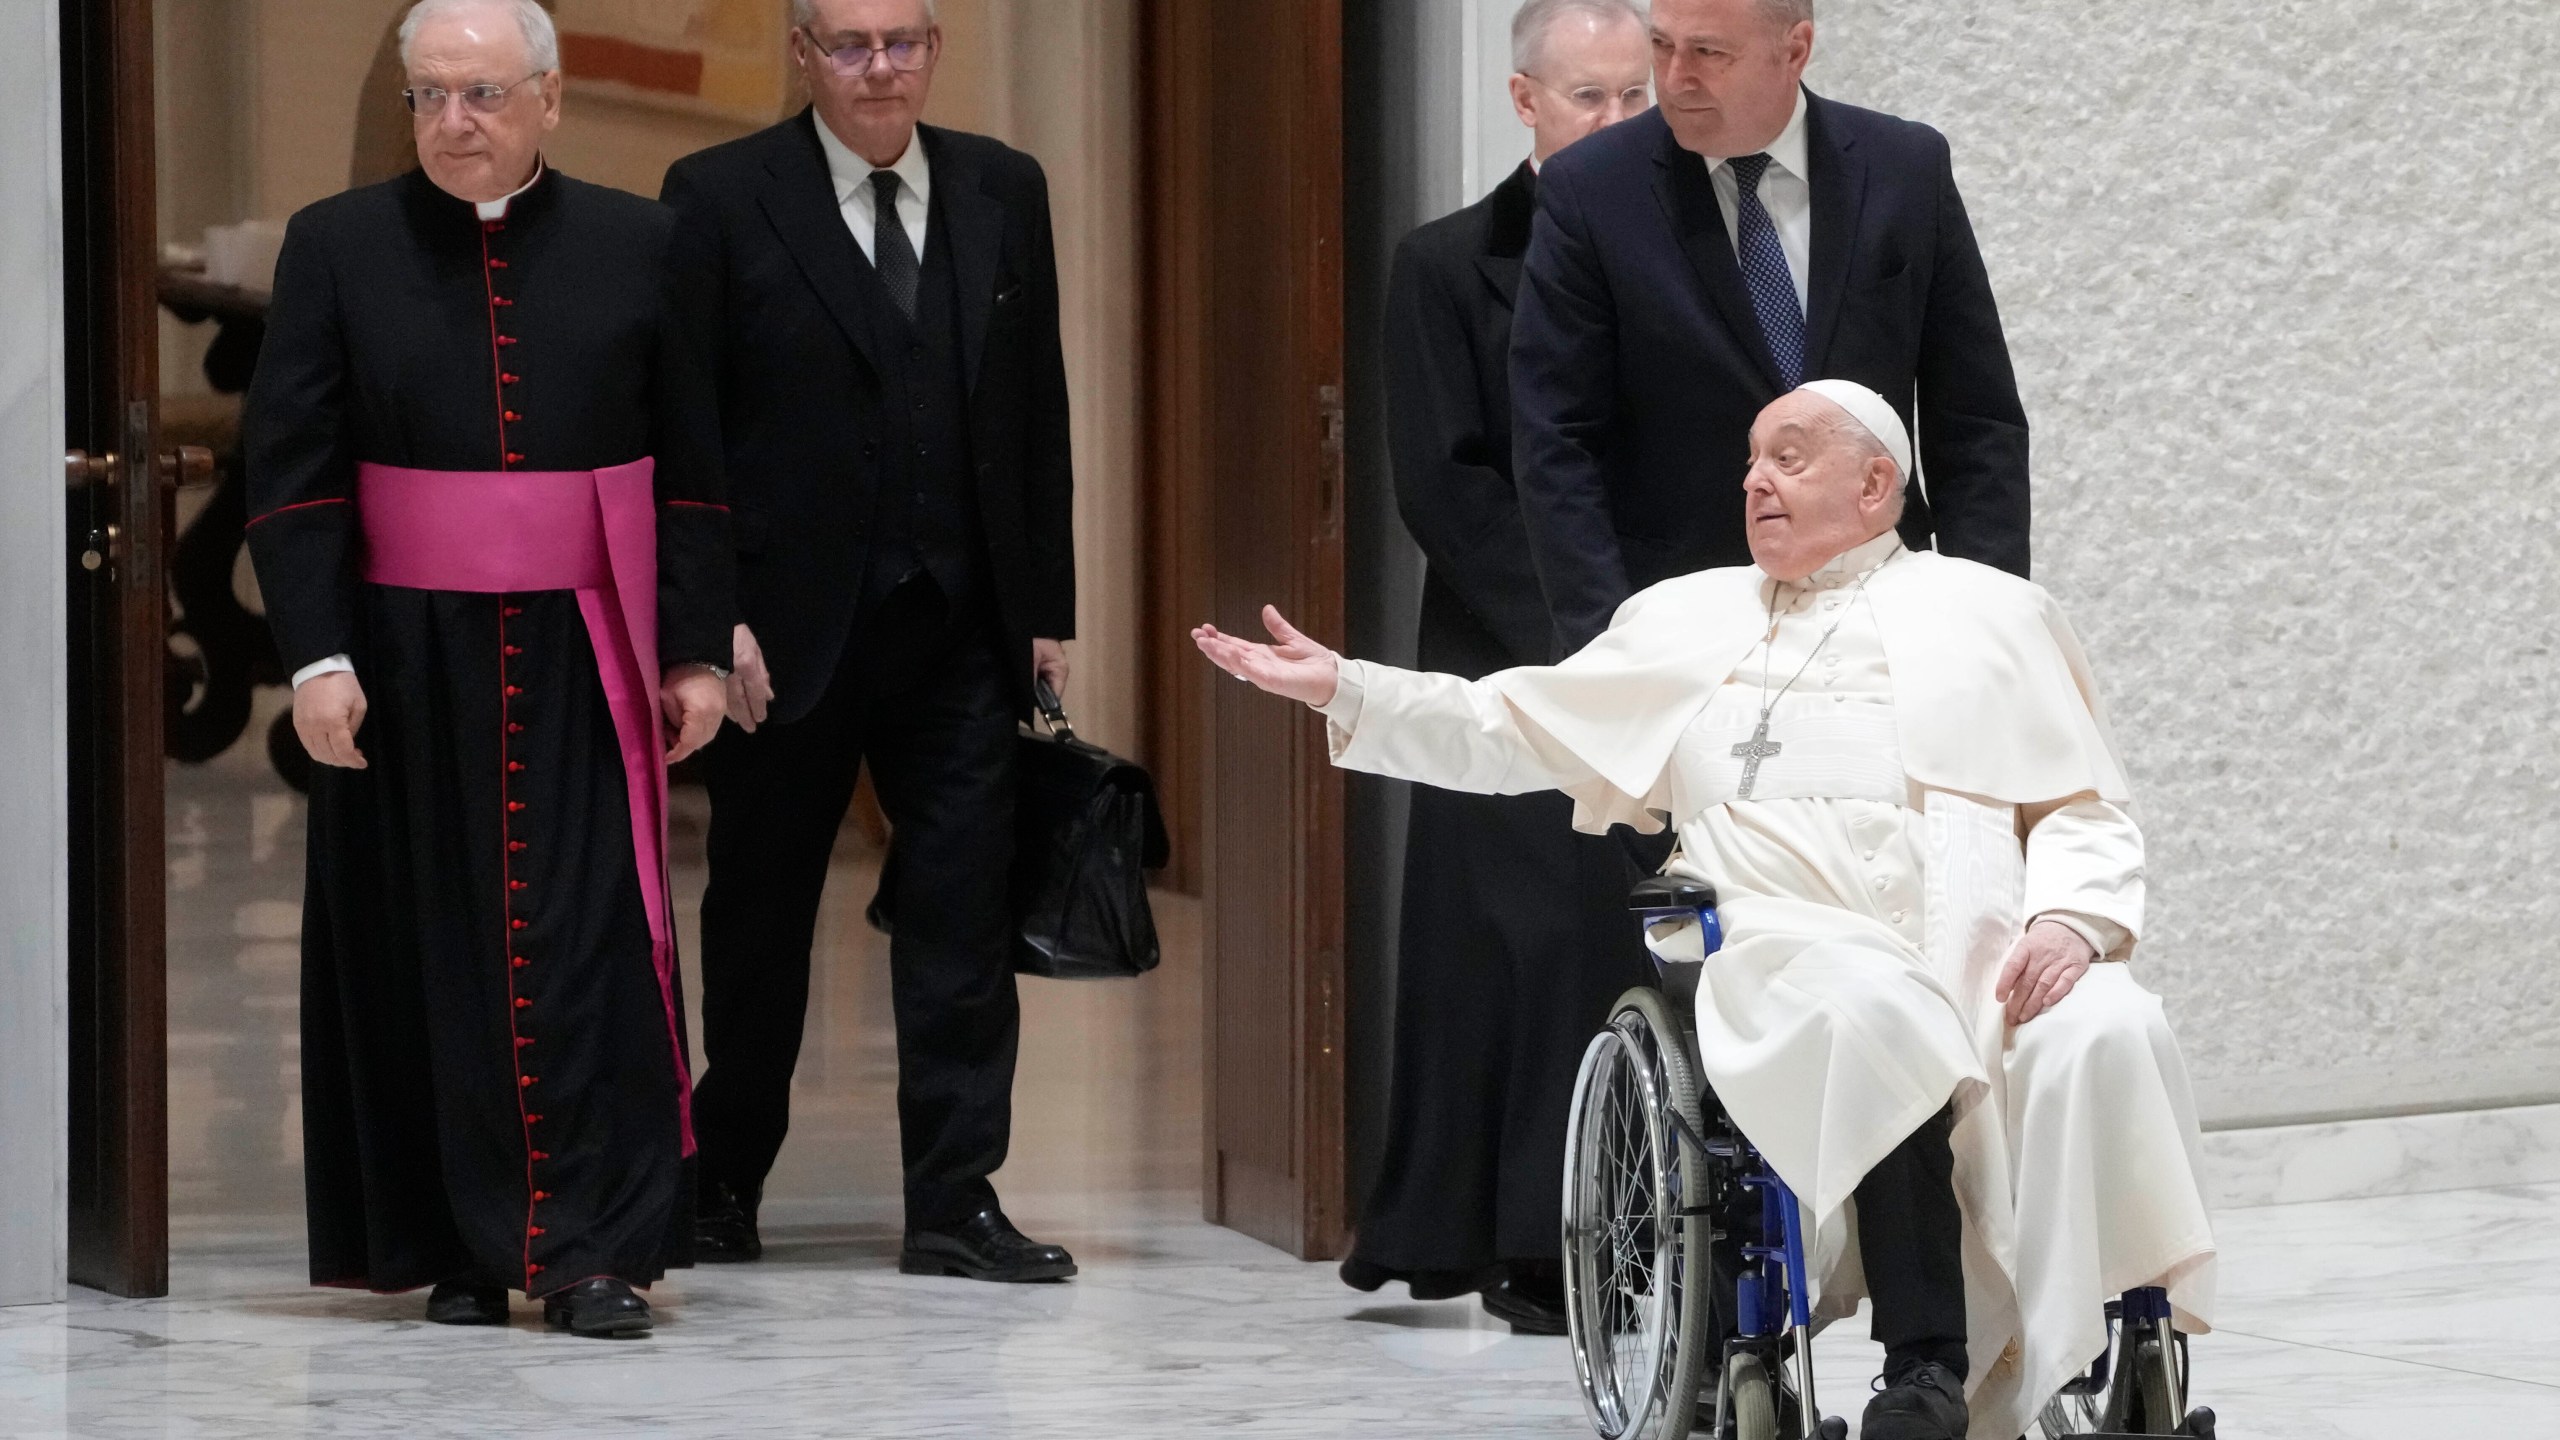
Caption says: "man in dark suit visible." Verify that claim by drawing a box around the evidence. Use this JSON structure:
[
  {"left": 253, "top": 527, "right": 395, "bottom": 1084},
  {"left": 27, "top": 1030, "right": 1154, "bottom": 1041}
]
[
  {"left": 660, "top": 0, "right": 1078, "bottom": 1282},
  {"left": 1513, "top": 0, "right": 2030, "bottom": 653},
  {"left": 1338, "top": 0, "right": 1656, "bottom": 1337}
]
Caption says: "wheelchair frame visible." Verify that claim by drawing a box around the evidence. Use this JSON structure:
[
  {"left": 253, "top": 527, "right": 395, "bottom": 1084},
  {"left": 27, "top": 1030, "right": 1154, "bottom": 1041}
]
[{"left": 1561, "top": 878, "right": 2217, "bottom": 1440}]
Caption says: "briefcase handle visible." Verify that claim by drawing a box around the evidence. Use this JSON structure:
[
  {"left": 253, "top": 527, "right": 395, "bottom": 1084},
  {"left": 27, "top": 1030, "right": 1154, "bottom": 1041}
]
[{"left": 1033, "top": 677, "right": 1076, "bottom": 743}]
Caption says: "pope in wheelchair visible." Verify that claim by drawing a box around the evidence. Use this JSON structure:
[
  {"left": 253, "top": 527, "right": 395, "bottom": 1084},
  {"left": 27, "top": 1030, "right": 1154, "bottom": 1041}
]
[{"left": 1196, "top": 381, "right": 2217, "bottom": 1440}]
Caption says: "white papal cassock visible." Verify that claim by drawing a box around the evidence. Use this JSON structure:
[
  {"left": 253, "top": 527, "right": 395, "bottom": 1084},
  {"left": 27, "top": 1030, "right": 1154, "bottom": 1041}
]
[{"left": 1317, "top": 532, "right": 2216, "bottom": 1440}]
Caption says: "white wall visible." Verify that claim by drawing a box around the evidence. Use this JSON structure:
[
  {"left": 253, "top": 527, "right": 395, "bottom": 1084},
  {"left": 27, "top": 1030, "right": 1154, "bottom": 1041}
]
[
  {"left": 0, "top": 0, "right": 71, "bottom": 1308},
  {"left": 1434, "top": 0, "right": 2560, "bottom": 1127}
]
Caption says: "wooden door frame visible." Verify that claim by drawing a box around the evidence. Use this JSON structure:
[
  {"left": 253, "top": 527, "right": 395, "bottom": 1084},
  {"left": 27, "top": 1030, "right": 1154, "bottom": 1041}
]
[
  {"left": 61, "top": 0, "right": 168, "bottom": 1299},
  {"left": 1141, "top": 0, "right": 1349, "bottom": 1262}
]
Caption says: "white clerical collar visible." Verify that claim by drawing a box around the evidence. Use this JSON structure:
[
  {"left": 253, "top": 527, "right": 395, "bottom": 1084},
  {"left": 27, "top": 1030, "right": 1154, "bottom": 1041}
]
[
  {"left": 815, "top": 112, "right": 932, "bottom": 212},
  {"left": 474, "top": 161, "right": 547, "bottom": 221},
  {"left": 1705, "top": 86, "right": 1810, "bottom": 183},
  {"left": 1797, "top": 529, "right": 1906, "bottom": 590}
]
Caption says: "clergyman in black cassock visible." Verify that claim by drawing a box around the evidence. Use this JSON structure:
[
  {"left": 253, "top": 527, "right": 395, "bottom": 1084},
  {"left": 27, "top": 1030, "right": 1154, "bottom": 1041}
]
[
  {"left": 1342, "top": 154, "right": 1655, "bottom": 1331},
  {"left": 244, "top": 161, "right": 733, "bottom": 1314},
  {"left": 658, "top": 3, "right": 1078, "bottom": 1282}
]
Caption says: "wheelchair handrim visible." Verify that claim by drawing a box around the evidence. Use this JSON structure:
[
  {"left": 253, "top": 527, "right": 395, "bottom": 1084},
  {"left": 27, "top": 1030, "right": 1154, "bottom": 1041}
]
[{"left": 1562, "top": 1025, "right": 1680, "bottom": 1439}]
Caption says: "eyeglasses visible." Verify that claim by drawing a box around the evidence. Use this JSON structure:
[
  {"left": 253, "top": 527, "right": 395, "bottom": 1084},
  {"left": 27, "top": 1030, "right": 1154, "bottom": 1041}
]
[
  {"left": 403, "top": 73, "right": 546, "bottom": 117},
  {"left": 800, "top": 27, "right": 934, "bottom": 76},
  {"left": 1523, "top": 74, "right": 1654, "bottom": 114}
]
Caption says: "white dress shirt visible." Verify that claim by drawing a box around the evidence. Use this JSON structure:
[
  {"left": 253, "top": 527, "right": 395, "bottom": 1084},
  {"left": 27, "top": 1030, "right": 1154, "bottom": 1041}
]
[
  {"left": 815, "top": 115, "right": 931, "bottom": 266},
  {"left": 292, "top": 165, "right": 552, "bottom": 692},
  {"left": 1701, "top": 87, "right": 1812, "bottom": 315}
]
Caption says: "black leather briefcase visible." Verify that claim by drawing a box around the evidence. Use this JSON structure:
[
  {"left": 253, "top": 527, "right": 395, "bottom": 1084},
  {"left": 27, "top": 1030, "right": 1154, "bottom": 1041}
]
[{"left": 868, "top": 683, "right": 1171, "bottom": 979}]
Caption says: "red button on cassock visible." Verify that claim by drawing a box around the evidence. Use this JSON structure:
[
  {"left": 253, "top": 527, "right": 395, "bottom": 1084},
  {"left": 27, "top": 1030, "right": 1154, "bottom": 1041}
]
[
  {"left": 531, "top": 1151, "right": 551, "bottom": 1162},
  {"left": 511, "top": 918, "right": 529, "bottom": 931},
  {"left": 512, "top": 956, "right": 530, "bottom": 968},
  {"left": 497, "top": 335, "right": 518, "bottom": 347},
  {"left": 508, "top": 761, "right": 528, "bottom": 774},
  {"left": 508, "top": 723, "right": 527, "bottom": 735},
  {"left": 507, "top": 452, "right": 525, "bottom": 465},
  {"left": 504, "top": 411, "right": 522, "bottom": 423},
  {"left": 502, "top": 372, "right": 520, "bottom": 385},
  {"left": 526, "top": 1116, "right": 543, "bottom": 1126},
  {"left": 528, "top": 1226, "right": 546, "bottom": 1238},
  {"left": 534, "top": 1190, "right": 550, "bottom": 1201},
  {"left": 489, "top": 258, "right": 510, "bottom": 269},
  {"left": 510, "top": 879, "right": 529, "bottom": 891},
  {"left": 515, "top": 1037, "right": 534, "bottom": 1049},
  {"left": 503, "top": 606, "right": 524, "bottom": 617},
  {"left": 507, "top": 801, "right": 528, "bottom": 813},
  {"left": 509, "top": 839, "right": 528, "bottom": 852},
  {"left": 515, "top": 997, "right": 531, "bottom": 1008},
  {"left": 504, "top": 644, "right": 523, "bottom": 657},
  {"left": 504, "top": 685, "right": 524, "bottom": 697},
  {"left": 520, "top": 1075, "right": 537, "bottom": 1088}
]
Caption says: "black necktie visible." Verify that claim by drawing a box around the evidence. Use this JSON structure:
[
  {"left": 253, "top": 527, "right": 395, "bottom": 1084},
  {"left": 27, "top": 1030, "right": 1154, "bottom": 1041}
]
[
  {"left": 870, "top": 170, "right": 920, "bottom": 321},
  {"left": 1727, "top": 153, "right": 1805, "bottom": 388}
]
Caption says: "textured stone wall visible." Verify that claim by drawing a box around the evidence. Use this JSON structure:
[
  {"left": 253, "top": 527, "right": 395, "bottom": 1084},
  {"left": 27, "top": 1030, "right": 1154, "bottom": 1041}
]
[{"left": 1806, "top": 0, "right": 2560, "bottom": 1122}]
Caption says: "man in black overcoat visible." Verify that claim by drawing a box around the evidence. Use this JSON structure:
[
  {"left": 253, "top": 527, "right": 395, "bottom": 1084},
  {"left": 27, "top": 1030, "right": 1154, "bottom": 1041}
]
[
  {"left": 244, "top": 0, "right": 732, "bottom": 1338},
  {"left": 1513, "top": 0, "right": 2031, "bottom": 653},
  {"left": 659, "top": 0, "right": 1079, "bottom": 1281},
  {"left": 1337, "top": 0, "right": 1656, "bottom": 1336}
]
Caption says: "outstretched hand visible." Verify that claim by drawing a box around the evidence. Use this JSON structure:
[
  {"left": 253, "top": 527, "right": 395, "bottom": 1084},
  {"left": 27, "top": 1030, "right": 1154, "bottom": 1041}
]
[{"left": 1192, "top": 606, "right": 1341, "bottom": 707}]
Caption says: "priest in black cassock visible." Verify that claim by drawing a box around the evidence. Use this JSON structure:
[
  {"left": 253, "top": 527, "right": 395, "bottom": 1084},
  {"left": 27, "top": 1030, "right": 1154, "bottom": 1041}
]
[
  {"left": 243, "top": 0, "right": 732, "bottom": 1338},
  {"left": 1338, "top": 0, "right": 1657, "bottom": 1336}
]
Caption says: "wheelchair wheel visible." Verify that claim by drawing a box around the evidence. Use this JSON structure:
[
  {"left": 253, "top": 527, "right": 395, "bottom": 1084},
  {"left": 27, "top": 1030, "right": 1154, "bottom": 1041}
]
[
  {"left": 2127, "top": 1337, "right": 2180, "bottom": 1434},
  {"left": 1724, "top": 1352, "right": 1779, "bottom": 1440},
  {"left": 1563, "top": 987, "right": 1714, "bottom": 1440},
  {"left": 2039, "top": 1388, "right": 2103, "bottom": 1439}
]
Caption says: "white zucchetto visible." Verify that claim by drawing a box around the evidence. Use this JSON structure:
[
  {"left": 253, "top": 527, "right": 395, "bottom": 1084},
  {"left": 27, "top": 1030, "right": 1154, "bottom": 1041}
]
[{"left": 1796, "top": 379, "right": 1912, "bottom": 480}]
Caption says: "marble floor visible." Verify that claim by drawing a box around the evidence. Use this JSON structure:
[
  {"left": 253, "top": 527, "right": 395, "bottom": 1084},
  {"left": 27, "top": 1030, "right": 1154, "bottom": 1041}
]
[{"left": 5, "top": 712, "right": 2557, "bottom": 1437}]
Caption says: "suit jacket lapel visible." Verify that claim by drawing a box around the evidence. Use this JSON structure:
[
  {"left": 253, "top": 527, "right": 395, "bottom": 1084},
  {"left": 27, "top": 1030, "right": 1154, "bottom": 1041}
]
[
  {"left": 926, "top": 127, "right": 1006, "bottom": 395},
  {"left": 1799, "top": 92, "right": 1867, "bottom": 380},
  {"left": 1475, "top": 160, "right": 1537, "bottom": 310},
  {"left": 758, "top": 110, "right": 884, "bottom": 380},
  {"left": 1653, "top": 122, "right": 1784, "bottom": 394}
]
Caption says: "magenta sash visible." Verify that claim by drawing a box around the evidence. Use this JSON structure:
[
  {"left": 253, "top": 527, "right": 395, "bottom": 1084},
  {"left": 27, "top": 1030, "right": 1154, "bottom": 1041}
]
[{"left": 358, "top": 459, "right": 693, "bottom": 1155}]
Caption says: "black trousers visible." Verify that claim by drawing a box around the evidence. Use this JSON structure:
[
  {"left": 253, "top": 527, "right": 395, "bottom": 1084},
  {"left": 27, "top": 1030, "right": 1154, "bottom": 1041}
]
[
  {"left": 693, "top": 576, "right": 1021, "bottom": 1228},
  {"left": 1853, "top": 1104, "right": 1969, "bottom": 1382}
]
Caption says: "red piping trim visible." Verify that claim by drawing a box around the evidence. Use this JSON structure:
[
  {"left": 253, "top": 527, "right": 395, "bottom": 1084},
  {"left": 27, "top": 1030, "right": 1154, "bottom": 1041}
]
[
  {"left": 499, "top": 603, "right": 540, "bottom": 1291},
  {"left": 478, "top": 226, "right": 514, "bottom": 469},
  {"left": 244, "top": 497, "right": 349, "bottom": 529},
  {"left": 663, "top": 500, "right": 729, "bottom": 512}
]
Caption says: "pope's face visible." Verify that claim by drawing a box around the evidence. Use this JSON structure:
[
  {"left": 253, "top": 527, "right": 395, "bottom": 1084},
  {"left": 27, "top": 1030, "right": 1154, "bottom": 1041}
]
[
  {"left": 799, "top": 0, "right": 940, "bottom": 168},
  {"left": 1741, "top": 393, "right": 1900, "bottom": 581},
  {"left": 1649, "top": 0, "right": 1811, "bottom": 159},
  {"left": 408, "top": 4, "right": 560, "bottom": 205}
]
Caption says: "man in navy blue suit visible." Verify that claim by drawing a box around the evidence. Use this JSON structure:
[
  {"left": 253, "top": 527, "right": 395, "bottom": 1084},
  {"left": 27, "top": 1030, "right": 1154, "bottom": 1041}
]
[{"left": 1512, "top": 0, "right": 2030, "bottom": 653}]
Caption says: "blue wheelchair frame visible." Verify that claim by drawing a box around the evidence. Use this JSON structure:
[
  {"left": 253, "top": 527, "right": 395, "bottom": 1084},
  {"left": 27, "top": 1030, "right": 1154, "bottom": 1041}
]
[
  {"left": 1631, "top": 886, "right": 1845, "bottom": 1440},
  {"left": 1627, "top": 878, "right": 2212, "bottom": 1440}
]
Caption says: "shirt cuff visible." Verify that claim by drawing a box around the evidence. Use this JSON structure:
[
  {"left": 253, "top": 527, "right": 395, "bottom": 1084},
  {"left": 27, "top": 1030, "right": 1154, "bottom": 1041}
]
[
  {"left": 1312, "top": 658, "right": 1365, "bottom": 728},
  {"left": 2033, "top": 909, "right": 2128, "bottom": 962},
  {"left": 292, "top": 654, "right": 354, "bottom": 690}
]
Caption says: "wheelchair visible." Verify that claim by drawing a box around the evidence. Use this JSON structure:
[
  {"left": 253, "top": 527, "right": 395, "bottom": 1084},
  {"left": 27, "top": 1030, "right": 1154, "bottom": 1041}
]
[{"left": 1561, "top": 876, "right": 2217, "bottom": 1440}]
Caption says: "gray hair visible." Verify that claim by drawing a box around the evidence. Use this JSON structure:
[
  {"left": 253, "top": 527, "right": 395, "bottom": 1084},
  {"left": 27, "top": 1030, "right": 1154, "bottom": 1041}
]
[
  {"left": 789, "top": 0, "right": 939, "bottom": 27},
  {"left": 1511, "top": 0, "right": 1648, "bottom": 75},
  {"left": 1758, "top": 0, "right": 1815, "bottom": 26},
  {"left": 399, "top": 0, "right": 560, "bottom": 74}
]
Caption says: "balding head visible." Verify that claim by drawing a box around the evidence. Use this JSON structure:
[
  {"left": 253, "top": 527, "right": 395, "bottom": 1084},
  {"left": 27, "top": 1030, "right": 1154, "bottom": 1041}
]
[
  {"left": 1740, "top": 388, "right": 1908, "bottom": 580},
  {"left": 402, "top": 0, "right": 563, "bottom": 205}
]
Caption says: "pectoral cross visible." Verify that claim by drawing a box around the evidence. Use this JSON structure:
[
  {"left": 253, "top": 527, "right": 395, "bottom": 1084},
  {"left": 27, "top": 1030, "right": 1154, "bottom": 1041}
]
[{"left": 1731, "top": 718, "right": 1783, "bottom": 801}]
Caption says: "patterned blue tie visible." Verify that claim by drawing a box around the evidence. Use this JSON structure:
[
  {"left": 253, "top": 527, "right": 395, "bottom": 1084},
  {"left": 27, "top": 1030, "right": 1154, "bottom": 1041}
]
[{"left": 1727, "top": 152, "right": 1804, "bottom": 389}]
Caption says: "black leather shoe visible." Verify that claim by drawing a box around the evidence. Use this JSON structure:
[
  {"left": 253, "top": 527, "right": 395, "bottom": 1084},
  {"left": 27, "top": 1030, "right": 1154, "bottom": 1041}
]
[
  {"left": 424, "top": 1281, "right": 508, "bottom": 1326},
  {"left": 1862, "top": 1361, "right": 1968, "bottom": 1440},
  {"left": 1479, "top": 1274, "right": 1568, "bottom": 1336},
  {"left": 541, "top": 1278, "right": 653, "bottom": 1338},
  {"left": 696, "top": 1180, "right": 764, "bottom": 1263},
  {"left": 899, "top": 1209, "right": 1078, "bottom": 1282}
]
